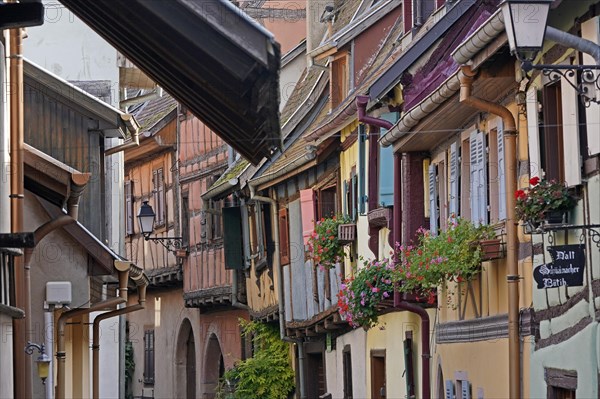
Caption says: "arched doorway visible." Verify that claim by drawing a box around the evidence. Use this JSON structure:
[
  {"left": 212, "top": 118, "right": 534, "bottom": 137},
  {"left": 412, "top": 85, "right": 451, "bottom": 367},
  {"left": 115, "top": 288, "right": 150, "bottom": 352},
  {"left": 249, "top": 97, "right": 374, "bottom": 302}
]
[
  {"left": 203, "top": 333, "right": 224, "bottom": 398},
  {"left": 175, "top": 319, "right": 196, "bottom": 398}
]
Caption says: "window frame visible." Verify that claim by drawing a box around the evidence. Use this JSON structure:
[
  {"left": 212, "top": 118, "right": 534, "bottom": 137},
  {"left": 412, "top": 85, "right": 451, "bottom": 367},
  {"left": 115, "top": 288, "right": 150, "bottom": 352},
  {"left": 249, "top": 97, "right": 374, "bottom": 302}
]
[{"left": 143, "top": 329, "right": 155, "bottom": 385}]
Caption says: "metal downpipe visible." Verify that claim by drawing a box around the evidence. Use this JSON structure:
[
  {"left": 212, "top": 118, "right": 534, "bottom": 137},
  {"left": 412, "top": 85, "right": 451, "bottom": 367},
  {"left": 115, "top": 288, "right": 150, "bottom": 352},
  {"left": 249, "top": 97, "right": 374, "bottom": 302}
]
[
  {"left": 248, "top": 184, "right": 306, "bottom": 399},
  {"left": 92, "top": 283, "right": 147, "bottom": 399},
  {"left": 458, "top": 65, "right": 520, "bottom": 399},
  {"left": 55, "top": 267, "right": 130, "bottom": 399},
  {"left": 356, "top": 95, "right": 394, "bottom": 130},
  {"left": 9, "top": 24, "right": 28, "bottom": 399}
]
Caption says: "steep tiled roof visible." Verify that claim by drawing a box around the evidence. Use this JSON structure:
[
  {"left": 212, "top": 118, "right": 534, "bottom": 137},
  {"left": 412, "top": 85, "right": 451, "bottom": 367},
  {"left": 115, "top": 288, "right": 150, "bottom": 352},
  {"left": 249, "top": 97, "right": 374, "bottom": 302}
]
[
  {"left": 131, "top": 94, "right": 178, "bottom": 132},
  {"left": 306, "top": 13, "right": 404, "bottom": 140},
  {"left": 280, "top": 68, "right": 319, "bottom": 126},
  {"left": 331, "top": 0, "right": 362, "bottom": 36}
]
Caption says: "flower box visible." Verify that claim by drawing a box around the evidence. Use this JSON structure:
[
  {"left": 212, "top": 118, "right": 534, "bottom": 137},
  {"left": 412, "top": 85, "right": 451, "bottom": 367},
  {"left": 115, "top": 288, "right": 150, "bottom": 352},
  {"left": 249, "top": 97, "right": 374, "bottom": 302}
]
[
  {"left": 367, "top": 207, "right": 391, "bottom": 228},
  {"left": 338, "top": 223, "right": 356, "bottom": 245},
  {"left": 477, "top": 239, "right": 505, "bottom": 261}
]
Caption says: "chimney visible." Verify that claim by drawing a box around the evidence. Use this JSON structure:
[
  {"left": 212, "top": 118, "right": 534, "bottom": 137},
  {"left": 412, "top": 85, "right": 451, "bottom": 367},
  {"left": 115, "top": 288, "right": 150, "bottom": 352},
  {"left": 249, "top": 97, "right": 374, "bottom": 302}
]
[{"left": 306, "top": 0, "right": 331, "bottom": 54}]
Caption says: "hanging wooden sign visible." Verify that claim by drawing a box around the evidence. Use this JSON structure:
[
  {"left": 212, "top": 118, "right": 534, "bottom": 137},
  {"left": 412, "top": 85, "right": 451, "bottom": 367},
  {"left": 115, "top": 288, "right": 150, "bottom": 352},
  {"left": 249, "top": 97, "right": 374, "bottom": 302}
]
[{"left": 533, "top": 244, "right": 586, "bottom": 289}]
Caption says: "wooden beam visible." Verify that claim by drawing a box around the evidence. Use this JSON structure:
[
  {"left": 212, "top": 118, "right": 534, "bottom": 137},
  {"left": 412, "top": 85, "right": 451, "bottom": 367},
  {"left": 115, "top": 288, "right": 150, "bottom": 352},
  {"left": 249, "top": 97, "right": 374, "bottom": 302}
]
[{"left": 0, "top": 232, "right": 35, "bottom": 248}]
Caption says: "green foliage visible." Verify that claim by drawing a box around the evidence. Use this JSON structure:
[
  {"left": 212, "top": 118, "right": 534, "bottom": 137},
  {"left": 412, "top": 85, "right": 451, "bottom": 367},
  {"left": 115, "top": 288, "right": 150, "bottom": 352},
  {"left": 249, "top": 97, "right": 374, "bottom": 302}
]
[
  {"left": 515, "top": 177, "right": 576, "bottom": 225},
  {"left": 216, "top": 320, "right": 295, "bottom": 399},
  {"left": 125, "top": 341, "right": 135, "bottom": 399},
  {"left": 307, "top": 215, "right": 352, "bottom": 270},
  {"left": 337, "top": 257, "right": 395, "bottom": 329},
  {"left": 396, "top": 218, "right": 492, "bottom": 296}
]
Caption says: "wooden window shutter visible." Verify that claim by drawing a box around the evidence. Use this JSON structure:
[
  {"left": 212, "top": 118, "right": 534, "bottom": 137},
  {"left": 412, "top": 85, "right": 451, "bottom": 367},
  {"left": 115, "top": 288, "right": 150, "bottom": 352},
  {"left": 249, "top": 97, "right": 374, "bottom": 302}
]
[
  {"left": 582, "top": 17, "right": 600, "bottom": 155},
  {"left": 300, "top": 189, "right": 315, "bottom": 245},
  {"left": 428, "top": 164, "right": 438, "bottom": 235},
  {"left": 449, "top": 142, "right": 459, "bottom": 218},
  {"left": 125, "top": 180, "right": 134, "bottom": 235},
  {"left": 469, "top": 131, "right": 480, "bottom": 225},
  {"left": 526, "top": 87, "right": 542, "bottom": 178},
  {"left": 560, "top": 68, "right": 582, "bottom": 187},
  {"left": 497, "top": 118, "right": 507, "bottom": 220},
  {"left": 343, "top": 180, "right": 349, "bottom": 217},
  {"left": 144, "top": 330, "right": 155, "bottom": 384},
  {"left": 153, "top": 168, "right": 165, "bottom": 226},
  {"left": 476, "top": 132, "right": 488, "bottom": 225},
  {"left": 223, "top": 207, "right": 244, "bottom": 269},
  {"left": 279, "top": 208, "right": 290, "bottom": 265},
  {"left": 358, "top": 125, "right": 367, "bottom": 214},
  {"left": 378, "top": 113, "right": 398, "bottom": 207}
]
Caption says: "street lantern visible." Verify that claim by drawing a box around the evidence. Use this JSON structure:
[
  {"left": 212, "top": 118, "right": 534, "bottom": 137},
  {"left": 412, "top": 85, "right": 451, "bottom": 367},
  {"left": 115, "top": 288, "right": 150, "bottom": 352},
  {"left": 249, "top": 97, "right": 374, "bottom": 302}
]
[
  {"left": 137, "top": 201, "right": 156, "bottom": 238},
  {"left": 501, "top": 0, "right": 552, "bottom": 62},
  {"left": 136, "top": 201, "right": 183, "bottom": 251},
  {"left": 24, "top": 342, "right": 51, "bottom": 384}
]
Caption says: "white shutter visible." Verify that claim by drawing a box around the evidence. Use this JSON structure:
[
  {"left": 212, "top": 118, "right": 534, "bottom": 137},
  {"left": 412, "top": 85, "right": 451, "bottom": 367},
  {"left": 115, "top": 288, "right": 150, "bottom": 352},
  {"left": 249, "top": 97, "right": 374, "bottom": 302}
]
[
  {"left": 561, "top": 67, "right": 582, "bottom": 186},
  {"left": 469, "top": 131, "right": 479, "bottom": 226},
  {"left": 497, "top": 118, "right": 507, "bottom": 220},
  {"left": 477, "top": 131, "right": 488, "bottom": 225},
  {"left": 449, "top": 142, "right": 459, "bottom": 217},
  {"left": 429, "top": 164, "right": 438, "bottom": 236},
  {"left": 582, "top": 17, "right": 600, "bottom": 155},
  {"left": 526, "top": 87, "right": 542, "bottom": 177}
]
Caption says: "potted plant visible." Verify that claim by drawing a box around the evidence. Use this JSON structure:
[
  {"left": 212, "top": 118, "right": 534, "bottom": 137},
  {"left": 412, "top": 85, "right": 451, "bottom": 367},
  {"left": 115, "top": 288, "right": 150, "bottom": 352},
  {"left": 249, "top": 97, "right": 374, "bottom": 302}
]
[
  {"left": 395, "top": 218, "right": 491, "bottom": 300},
  {"left": 337, "top": 257, "right": 396, "bottom": 329},
  {"left": 515, "top": 177, "right": 576, "bottom": 229},
  {"left": 307, "top": 216, "right": 351, "bottom": 270}
]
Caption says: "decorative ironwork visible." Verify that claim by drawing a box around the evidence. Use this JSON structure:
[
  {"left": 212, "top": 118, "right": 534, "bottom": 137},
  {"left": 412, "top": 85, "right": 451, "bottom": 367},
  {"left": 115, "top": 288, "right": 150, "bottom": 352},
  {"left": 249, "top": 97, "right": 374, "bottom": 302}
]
[
  {"left": 521, "top": 61, "right": 600, "bottom": 107},
  {"left": 144, "top": 235, "right": 184, "bottom": 252},
  {"left": 533, "top": 224, "right": 600, "bottom": 251}
]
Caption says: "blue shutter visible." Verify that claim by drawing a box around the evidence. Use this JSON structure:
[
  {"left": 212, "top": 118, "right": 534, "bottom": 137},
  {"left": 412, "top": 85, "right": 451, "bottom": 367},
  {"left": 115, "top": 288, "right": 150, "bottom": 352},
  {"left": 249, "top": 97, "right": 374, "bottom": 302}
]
[
  {"left": 497, "top": 119, "right": 506, "bottom": 220},
  {"left": 476, "top": 132, "right": 488, "bottom": 225},
  {"left": 449, "top": 142, "right": 459, "bottom": 218},
  {"left": 358, "top": 125, "right": 367, "bottom": 214},
  {"left": 379, "top": 113, "right": 398, "bottom": 207},
  {"left": 429, "top": 164, "right": 438, "bottom": 236},
  {"left": 445, "top": 380, "right": 455, "bottom": 399}
]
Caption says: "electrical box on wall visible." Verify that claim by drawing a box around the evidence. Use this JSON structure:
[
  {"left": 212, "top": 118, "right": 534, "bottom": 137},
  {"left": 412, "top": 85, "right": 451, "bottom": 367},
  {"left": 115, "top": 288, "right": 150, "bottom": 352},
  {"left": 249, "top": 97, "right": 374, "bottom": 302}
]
[{"left": 46, "top": 281, "right": 72, "bottom": 305}]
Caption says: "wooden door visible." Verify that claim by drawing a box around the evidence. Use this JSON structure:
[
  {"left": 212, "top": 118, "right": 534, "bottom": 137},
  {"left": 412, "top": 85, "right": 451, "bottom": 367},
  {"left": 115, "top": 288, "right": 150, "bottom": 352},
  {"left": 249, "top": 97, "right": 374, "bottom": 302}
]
[{"left": 371, "top": 350, "right": 386, "bottom": 399}]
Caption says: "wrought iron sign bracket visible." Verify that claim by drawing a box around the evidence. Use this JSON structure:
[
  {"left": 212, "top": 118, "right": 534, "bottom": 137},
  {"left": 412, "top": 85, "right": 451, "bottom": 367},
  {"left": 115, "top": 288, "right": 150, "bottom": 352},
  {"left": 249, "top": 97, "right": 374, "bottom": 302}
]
[
  {"left": 522, "top": 62, "right": 600, "bottom": 107},
  {"left": 537, "top": 224, "right": 600, "bottom": 252},
  {"left": 144, "top": 236, "right": 184, "bottom": 252}
]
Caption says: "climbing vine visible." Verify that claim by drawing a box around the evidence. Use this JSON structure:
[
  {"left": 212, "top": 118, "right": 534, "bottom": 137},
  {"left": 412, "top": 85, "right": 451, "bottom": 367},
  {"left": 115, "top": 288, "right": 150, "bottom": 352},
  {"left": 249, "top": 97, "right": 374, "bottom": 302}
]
[{"left": 216, "top": 320, "right": 295, "bottom": 399}]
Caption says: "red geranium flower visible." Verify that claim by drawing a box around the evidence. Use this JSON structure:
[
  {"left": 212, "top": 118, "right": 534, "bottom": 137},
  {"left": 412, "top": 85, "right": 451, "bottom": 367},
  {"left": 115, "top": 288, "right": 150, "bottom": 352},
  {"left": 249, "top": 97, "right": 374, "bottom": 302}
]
[{"left": 529, "top": 176, "right": 540, "bottom": 186}]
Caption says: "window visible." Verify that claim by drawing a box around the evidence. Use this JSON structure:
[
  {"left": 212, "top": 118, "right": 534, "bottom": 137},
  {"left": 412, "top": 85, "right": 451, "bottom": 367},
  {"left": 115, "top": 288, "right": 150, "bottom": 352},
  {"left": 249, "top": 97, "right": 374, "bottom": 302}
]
[
  {"left": 143, "top": 329, "right": 155, "bottom": 384},
  {"left": 545, "top": 368, "right": 577, "bottom": 399},
  {"left": 527, "top": 71, "right": 583, "bottom": 187},
  {"left": 152, "top": 168, "right": 166, "bottom": 227},
  {"left": 207, "top": 199, "right": 223, "bottom": 241},
  {"left": 343, "top": 346, "right": 353, "bottom": 399},
  {"left": 181, "top": 191, "right": 190, "bottom": 247},
  {"left": 331, "top": 53, "right": 349, "bottom": 109},
  {"left": 1, "top": 250, "right": 15, "bottom": 306},
  {"left": 125, "top": 180, "right": 134, "bottom": 235},
  {"left": 378, "top": 113, "right": 398, "bottom": 207},
  {"left": 249, "top": 203, "right": 273, "bottom": 271},
  {"left": 343, "top": 169, "right": 358, "bottom": 221},
  {"left": 316, "top": 186, "right": 337, "bottom": 220}
]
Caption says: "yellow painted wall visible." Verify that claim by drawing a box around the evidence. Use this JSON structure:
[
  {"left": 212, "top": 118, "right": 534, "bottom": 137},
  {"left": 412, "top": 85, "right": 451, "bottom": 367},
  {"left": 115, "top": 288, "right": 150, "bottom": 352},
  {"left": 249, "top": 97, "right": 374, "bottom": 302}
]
[{"left": 366, "top": 310, "right": 433, "bottom": 398}]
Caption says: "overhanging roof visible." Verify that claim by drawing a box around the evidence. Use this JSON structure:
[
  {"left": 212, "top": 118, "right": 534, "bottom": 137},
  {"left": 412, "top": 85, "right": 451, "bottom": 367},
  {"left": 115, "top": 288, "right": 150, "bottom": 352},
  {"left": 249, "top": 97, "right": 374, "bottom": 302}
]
[
  {"left": 59, "top": 0, "right": 281, "bottom": 164},
  {"left": 369, "top": 0, "right": 478, "bottom": 102}
]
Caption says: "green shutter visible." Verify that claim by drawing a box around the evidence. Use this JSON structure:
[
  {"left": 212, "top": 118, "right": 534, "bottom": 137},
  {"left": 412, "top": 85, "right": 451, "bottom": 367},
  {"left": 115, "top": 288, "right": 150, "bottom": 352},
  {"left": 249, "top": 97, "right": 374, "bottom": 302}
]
[{"left": 223, "top": 207, "right": 244, "bottom": 269}]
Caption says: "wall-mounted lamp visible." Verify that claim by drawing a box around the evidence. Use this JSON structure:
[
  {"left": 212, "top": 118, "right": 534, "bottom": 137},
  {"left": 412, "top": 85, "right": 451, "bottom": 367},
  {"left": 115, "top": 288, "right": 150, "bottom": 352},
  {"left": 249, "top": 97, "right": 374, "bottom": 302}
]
[
  {"left": 24, "top": 341, "right": 51, "bottom": 384},
  {"left": 137, "top": 201, "right": 183, "bottom": 252},
  {"left": 501, "top": 0, "right": 600, "bottom": 105}
]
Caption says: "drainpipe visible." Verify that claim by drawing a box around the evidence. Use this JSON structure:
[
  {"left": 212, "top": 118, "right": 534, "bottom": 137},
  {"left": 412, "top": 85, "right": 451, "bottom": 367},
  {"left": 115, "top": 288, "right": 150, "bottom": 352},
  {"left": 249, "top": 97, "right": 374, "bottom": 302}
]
[
  {"left": 56, "top": 266, "right": 130, "bottom": 399},
  {"left": 413, "top": 0, "right": 423, "bottom": 27},
  {"left": 10, "top": 25, "right": 28, "bottom": 399},
  {"left": 104, "top": 114, "right": 141, "bottom": 156},
  {"left": 458, "top": 65, "right": 520, "bottom": 399},
  {"left": 92, "top": 265, "right": 148, "bottom": 399},
  {"left": 545, "top": 26, "right": 600, "bottom": 65},
  {"left": 356, "top": 96, "right": 394, "bottom": 130},
  {"left": 248, "top": 183, "right": 306, "bottom": 399}
]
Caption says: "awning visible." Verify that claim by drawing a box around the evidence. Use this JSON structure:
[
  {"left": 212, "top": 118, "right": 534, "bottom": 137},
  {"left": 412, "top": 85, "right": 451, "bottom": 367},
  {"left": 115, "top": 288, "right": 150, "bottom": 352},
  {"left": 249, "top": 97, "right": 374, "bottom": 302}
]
[{"left": 59, "top": 0, "right": 282, "bottom": 165}]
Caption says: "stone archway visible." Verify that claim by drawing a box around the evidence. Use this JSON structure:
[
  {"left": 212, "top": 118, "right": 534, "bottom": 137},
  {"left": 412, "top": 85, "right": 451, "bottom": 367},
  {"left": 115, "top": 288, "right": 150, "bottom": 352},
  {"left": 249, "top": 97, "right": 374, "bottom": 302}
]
[
  {"left": 175, "top": 318, "right": 196, "bottom": 398},
  {"left": 202, "top": 333, "right": 224, "bottom": 398}
]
